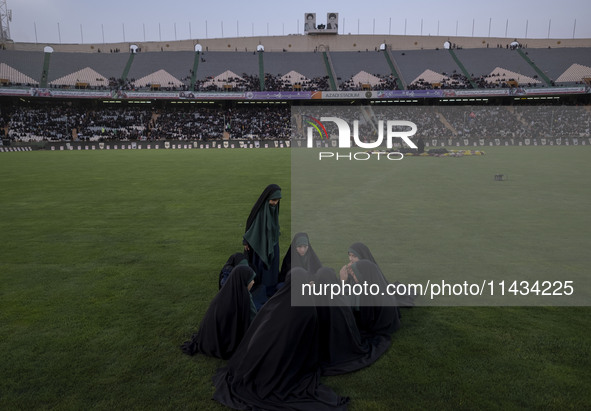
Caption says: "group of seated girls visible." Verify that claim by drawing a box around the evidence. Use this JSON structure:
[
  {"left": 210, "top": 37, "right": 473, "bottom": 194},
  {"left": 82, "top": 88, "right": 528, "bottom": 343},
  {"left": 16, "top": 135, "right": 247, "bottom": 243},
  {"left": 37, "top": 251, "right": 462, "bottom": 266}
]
[{"left": 181, "top": 235, "right": 415, "bottom": 410}]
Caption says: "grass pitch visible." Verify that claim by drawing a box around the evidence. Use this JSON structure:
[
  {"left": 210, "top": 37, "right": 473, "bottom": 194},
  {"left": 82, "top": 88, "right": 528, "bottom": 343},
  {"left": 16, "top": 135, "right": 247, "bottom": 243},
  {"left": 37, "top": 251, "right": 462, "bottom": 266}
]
[{"left": 0, "top": 147, "right": 589, "bottom": 410}]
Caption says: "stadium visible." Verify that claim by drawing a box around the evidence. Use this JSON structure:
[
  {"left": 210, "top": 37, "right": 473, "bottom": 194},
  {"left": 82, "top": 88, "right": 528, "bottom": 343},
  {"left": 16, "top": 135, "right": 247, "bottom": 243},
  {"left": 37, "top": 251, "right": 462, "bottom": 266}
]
[
  {"left": 1, "top": 2, "right": 590, "bottom": 410},
  {"left": 1, "top": 10, "right": 591, "bottom": 150}
]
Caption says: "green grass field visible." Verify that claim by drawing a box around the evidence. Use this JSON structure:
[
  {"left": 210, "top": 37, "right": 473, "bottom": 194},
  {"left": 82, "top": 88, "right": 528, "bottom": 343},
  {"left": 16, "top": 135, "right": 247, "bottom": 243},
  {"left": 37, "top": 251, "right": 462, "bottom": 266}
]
[{"left": 1, "top": 147, "right": 590, "bottom": 410}]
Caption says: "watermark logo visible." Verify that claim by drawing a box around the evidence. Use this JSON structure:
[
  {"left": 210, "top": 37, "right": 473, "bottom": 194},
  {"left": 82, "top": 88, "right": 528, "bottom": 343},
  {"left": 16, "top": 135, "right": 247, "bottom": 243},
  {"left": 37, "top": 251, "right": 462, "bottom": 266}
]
[
  {"left": 306, "top": 117, "right": 418, "bottom": 149},
  {"left": 303, "top": 115, "right": 330, "bottom": 141}
]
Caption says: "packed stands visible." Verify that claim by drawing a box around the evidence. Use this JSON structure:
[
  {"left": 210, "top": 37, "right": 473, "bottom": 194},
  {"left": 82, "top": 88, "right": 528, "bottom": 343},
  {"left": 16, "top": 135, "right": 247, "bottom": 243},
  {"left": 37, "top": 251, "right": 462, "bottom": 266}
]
[
  {"left": 3, "top": 99, "right": 588, "bottom": 144},
  {"left": 0, "top": 39, "right": 590, "bottom": 148},
  {"left": 2, "top": 101, "right": 291, "bottom": 142}
]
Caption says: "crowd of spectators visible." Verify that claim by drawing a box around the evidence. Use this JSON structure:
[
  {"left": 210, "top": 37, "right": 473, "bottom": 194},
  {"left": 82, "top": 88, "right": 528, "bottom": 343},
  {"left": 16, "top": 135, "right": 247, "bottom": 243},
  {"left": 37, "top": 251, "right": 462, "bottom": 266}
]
[
  {"left": 292, "top": 103, "right": 590, "bottom": 143},
  {"left": 338, "top": 74, "right": 400, "bottom": 91},
  {"left": 1, "top": 102, "right": 291, "bottom": 142},
  {"left": 192, "top": 73, "right": 261, "bottom": 92},
  {"left": 435, "top": 105, "right": 590, "bottom": 140},
  {"left": 2, "top": 101, "right": 588, "bottom": 144},
  {"left": 471, "top": 72, "right": 548, "bottom": 89},
  {"left": 191, "top": 73, "right": 332, "bottom": 92},
  {"left": 150, "top": 105, "right": 290, "bottom": 140},
  {"left": 4, "top": 72, "right": 399, "bottom": 93},
  {"left": 408, "top": 72, "right": 473, "bottom": 90},
  {"left": 0, "top": 81, "right": 40, "bottom": 88},
  {"left": 4, "top": 105, "right": 152, "bottom": 142},
  {"left": 408, "top": 71, "right": 549, "bottom": 90},
  {"left": 6, "top": 106, "right": 77, "bottom": 141},
  {"left": 520, "top": 105, "right": 589, "bottom": 138},
  {"left": 15, "top": 69, "right": 568, "bottom": 93}
]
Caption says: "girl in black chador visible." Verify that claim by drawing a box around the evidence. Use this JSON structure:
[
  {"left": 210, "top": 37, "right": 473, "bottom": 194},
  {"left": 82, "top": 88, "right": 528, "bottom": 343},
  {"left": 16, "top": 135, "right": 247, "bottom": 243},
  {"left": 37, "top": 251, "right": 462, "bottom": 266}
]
[
  {"left": 243, "top": 184, "right": 282, "bottom": 308},
  {"left": 181, "top": 265, "right": 256, "bottom": 359}
]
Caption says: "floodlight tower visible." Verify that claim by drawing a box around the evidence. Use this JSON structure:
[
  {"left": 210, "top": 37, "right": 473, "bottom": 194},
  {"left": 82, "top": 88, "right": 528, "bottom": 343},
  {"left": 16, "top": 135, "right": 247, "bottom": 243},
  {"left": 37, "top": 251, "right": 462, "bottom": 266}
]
[{"left": 0, "top": 0, "right": 12, "bottom": 42}]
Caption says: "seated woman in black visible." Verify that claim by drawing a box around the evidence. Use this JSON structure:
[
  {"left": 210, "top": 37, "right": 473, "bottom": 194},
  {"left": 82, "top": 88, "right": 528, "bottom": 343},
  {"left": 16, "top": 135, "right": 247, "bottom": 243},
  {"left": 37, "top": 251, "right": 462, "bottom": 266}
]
[
  {"left": 181, "top": 265, "right": 256, "bottom": 359},
  {"left": 314, "top": 267, "right": 392, "bottom": 376},
  {"left": 348, "top": 259, "right": 401, "bottom": 337},
  {"left": 278, "top": 232, "right": 322, "bottom": 287},
  {"left": 340, "top": 242, "right": 416, "bottom": 308},
  {"left": 212, "top": 268, "right": 349, "bottom": 410},
  {"left": 218, "top": 252, "right": 248, "bottom": 290},
  {"left": 339, "top": 242, "right": 382, "bottom": 282},
  {"left": 348, "top": 242, "right": 378, "bottom": 264}
]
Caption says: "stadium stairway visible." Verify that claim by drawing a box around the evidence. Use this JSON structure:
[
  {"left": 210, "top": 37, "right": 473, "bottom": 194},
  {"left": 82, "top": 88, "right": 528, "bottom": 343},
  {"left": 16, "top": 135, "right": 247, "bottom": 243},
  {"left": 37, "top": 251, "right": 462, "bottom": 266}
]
[
  {"left": 516, "top": 49, "right": 553, "bottom": 87},
  {"left": 506, "top": 106, "right": 531, "bottom": 128},
  {"left": 322, "top": 51, "right": 338, "bottom": 91},
  {"left": 359, "top": 106, "right": 380, "bottom": 134},
  {"left": 258, "top": 51, "right": 265, "bottom": 91},
  {"left": 190, "top": 52, "right": 200, "bottom": 89},
  {"left": 383, "top": 46, "right": 407, "bottom": 90},
  {"left": 435, "top": 111, "right": 458, "bottom": 136},
  {"left": 40, "top": 52, "right": 51, "bottom": 87},
  {"left": 121, "top": 53, "right": 136, "bottom": 83},
  {"left": 448, "top": 49, "right": 478, "bottom": 89},
  {"left": 149, "top": 112, "right": 159, "bottom": 137}
]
